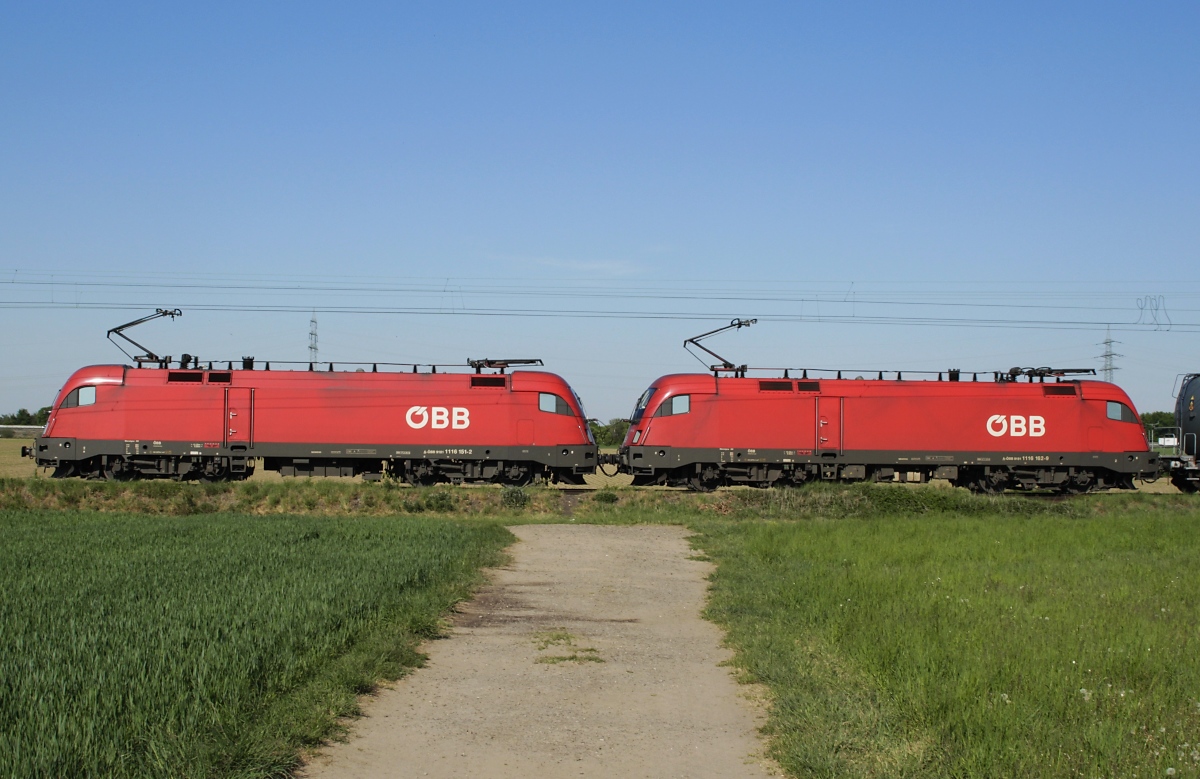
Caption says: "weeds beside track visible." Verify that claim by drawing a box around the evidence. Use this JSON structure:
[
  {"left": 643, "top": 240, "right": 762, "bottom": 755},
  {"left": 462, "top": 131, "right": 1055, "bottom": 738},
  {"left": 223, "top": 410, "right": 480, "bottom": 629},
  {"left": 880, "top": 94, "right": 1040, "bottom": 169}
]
[{"left": 3, "top": 477, "right": 1192, "bottom": 520}]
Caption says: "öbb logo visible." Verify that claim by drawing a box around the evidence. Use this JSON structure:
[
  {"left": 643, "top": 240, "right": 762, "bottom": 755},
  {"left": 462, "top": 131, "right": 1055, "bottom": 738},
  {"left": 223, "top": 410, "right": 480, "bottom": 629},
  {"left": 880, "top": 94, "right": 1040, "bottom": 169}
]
[
  {"left": 406, "top": 406, "right": 470, "bottom": 430},
  {"left": 986, "top": 415, "right": 1045, "bottom": 437}
]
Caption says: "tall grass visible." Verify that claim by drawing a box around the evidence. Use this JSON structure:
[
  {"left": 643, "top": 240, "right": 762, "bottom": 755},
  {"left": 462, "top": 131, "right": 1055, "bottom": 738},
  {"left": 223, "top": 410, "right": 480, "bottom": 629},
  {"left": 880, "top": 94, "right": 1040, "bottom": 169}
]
[
  {"left": 1, "top": 477, "right": 1192, "bottom": 521},
  {"left": 0, "top": 478, "right": 565, "bottom": 517},
  {"left": 697, "top": 507, "right": 1200, "bottom": 778},
  {"left": 0, "top": 510, "right": 510, "bottom": 778},
  {"left": 571, "top": 482, "right": 1162, "bottom": 524}
]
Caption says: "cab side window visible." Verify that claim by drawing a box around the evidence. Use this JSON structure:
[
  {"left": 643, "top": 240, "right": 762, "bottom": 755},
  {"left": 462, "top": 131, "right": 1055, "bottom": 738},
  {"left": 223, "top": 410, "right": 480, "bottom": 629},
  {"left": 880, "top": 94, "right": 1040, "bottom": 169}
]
[
  {"left": 654, "top": 395, "right": 691, "bottom": 416},
  {"left": 60, "top": 386, "right": 96, "bottom": 409},
  {"left": 539, "top": 393, "right": 574, "bottom": 416},
  {"left": 1107, "top": 401, "right": 1137, "bottom": 423}
]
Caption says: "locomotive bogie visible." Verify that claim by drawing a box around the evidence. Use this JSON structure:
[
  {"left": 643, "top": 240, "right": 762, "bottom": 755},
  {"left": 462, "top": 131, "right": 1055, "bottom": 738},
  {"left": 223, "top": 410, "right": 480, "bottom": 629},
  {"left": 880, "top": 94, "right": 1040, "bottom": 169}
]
[{"left": 35, "top": 448, "right": 255, "bottom": 482}]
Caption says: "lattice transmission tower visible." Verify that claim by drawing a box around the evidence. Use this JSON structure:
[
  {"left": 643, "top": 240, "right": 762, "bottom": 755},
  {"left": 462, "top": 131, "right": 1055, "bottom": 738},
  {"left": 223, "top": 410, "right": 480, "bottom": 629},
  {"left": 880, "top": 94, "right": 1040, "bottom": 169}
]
[
  {"left": 309, "top": 313, "right": 318, "bottom": 362},
  {"left": 1099, "top": 325, "right": 1121, "bottom": 383}
]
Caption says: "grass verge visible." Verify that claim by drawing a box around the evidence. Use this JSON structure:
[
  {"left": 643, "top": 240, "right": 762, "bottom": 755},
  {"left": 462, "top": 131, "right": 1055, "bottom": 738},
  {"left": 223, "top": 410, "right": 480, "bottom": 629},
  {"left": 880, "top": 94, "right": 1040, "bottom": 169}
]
[
  {"left": 6, "top": 480, "right": 1200, "bottom": 778},
  {"left": 0, "top": 510, "right": 511, "bottom": 778},
  {"left": 692, "top": 504, "right": 1200, "bottom": 778}
]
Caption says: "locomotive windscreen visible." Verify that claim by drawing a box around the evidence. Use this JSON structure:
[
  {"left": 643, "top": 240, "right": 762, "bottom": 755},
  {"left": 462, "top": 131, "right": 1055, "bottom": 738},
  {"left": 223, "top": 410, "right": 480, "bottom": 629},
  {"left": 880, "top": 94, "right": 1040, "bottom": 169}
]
[{"left": 630, "top": 387, "right": 656, "bottom": 422}]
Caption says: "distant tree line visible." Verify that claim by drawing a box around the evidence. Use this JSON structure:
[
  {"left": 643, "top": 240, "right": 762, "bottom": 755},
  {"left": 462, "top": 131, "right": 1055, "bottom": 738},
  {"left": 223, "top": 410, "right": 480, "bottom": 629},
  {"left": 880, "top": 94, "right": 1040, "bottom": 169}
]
[
  {"left": 0, "top": 407, "right": 51, "bottom": 426},
  {"left": 1141, "top": 410, "right": 1175, "bottom": 439},
  {"left": 588, "top": 418, "right": 630, "bottom": 447}
]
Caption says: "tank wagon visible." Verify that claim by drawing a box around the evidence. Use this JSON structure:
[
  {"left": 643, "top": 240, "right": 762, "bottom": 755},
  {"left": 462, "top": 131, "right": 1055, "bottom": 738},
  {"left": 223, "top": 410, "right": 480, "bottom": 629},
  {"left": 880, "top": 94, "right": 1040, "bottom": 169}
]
[
  {"left": 1157, "top": 373, "right": 1200, "bottom": 493},
  {"left": 25, "top": 360, "right": 596, "bottom": 485}
]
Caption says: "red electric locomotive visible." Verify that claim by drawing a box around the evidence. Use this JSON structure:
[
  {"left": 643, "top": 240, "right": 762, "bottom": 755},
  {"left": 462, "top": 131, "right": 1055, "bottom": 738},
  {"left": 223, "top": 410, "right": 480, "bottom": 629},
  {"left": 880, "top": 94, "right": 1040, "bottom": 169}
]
[
  {"left": 27, "top": 359, "right": 596, "bottom": 484},
  {"left": 612, "top": 321, "right": 1158, "bottom": 493}
]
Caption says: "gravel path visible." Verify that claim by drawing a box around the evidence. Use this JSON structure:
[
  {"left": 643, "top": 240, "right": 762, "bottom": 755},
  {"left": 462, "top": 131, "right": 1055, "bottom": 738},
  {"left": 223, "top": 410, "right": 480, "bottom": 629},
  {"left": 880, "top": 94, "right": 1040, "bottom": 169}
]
[{"left": 303, "top": 524, "right": 777, "bottom": 778}]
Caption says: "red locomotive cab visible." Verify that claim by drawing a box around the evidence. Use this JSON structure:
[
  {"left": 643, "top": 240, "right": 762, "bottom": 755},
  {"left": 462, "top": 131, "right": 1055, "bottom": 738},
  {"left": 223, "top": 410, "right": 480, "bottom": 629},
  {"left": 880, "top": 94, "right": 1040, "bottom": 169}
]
[
  {"left": 623, "top": 386, "right": 656, "bottom": 447},
  {"left": 622, "top": 374, "right": 716, "bottom": 448},
  {"left": 509, "top": 372, "right": 594, "bottom": 446},
  {"left": 42, "top": 366, "right": 128, "bottom": 440},
  {"left": 1075, "top": 382, "right": 1150, "bottom": 453}
]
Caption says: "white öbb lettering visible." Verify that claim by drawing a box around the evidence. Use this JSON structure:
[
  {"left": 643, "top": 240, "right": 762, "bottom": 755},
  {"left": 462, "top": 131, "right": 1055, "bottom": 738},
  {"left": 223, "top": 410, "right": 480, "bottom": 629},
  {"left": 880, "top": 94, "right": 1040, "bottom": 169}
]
[
  {"left": 406, "top": 406, "right": 470, "bottom": 430},
  {"left": 986, "top": 414, "right": 1045, "bottom": 437}
]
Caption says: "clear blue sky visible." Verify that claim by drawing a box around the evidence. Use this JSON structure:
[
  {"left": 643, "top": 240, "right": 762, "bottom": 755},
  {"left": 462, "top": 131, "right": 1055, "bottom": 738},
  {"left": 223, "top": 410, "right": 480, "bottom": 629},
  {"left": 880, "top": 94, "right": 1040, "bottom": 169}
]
[{"left": 2, "top": 2, "right": 1197, "bottom": 420}]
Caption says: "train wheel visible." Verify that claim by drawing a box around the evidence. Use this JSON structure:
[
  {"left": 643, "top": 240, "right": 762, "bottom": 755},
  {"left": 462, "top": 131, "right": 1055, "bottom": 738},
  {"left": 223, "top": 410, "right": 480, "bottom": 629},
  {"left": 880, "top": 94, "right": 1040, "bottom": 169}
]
[
  {"left": 499, "top": 465, "right": 533, "bottom": 487},
  {"left": 687, "top": 466, "right": 721, "bottom": 492},
  {"left": 966, "top": 470, "right": 1007, "bottom": 494},
  {"left": 103, "top": 458, "right": 137, "bottom": 481},
  {"left": 1059, "top": 470, "right": 1095, "bottom": 495},
  {"left": 404, "top": 461, "right": 441, "bottom": 486}
]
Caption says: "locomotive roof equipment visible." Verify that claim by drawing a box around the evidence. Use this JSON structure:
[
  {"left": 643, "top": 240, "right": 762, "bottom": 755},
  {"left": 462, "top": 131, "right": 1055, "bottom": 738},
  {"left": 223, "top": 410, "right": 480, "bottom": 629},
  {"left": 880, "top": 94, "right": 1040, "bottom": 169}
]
[
  {"left": 683, "top": 318, "right": 757, "bottom": 376},
  {"left": 106, "top": 308, "right": 183, "bottom": 368},
  {"left": 467, "top": 358, "right": 544, "bottom": 373},
  {"left": 681, "top": 319, "right": 1098, "bottom": 384}
]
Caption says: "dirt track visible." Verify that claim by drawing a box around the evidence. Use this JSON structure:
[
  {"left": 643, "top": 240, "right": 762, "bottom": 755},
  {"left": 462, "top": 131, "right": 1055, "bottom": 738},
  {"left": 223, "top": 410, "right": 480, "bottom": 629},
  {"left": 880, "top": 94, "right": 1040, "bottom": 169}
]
[{"left": 303, "top": 524, "right": 778, "bottom": 778}]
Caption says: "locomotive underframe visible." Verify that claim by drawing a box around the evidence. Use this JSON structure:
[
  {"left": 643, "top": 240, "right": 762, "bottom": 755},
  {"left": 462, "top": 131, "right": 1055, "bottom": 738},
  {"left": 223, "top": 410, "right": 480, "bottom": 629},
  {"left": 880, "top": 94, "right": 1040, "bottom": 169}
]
[
  {"left": 29, "top": 437, "right": 594, "bottom": 486},
  {"left": 620, "top": 445, "right": 1158, "bottom": 493}
]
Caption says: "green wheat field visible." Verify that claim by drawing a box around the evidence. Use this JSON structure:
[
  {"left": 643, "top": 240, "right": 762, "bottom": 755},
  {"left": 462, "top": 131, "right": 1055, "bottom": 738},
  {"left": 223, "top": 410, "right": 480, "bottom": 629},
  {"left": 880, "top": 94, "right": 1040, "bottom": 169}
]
[{"left": 0, "top": 509, "right": 510, "bottom": 778}]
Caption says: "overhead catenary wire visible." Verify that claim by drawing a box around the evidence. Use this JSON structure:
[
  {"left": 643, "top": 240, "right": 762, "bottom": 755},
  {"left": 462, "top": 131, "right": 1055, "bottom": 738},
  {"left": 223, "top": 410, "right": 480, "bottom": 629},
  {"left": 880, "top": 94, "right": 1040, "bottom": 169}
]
[
  {"left": 4, "top": 274, "right": 1200, "bottom": 314},
  {"left": 3, "top": 300, "right": 1200, "bottom": 333}
]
